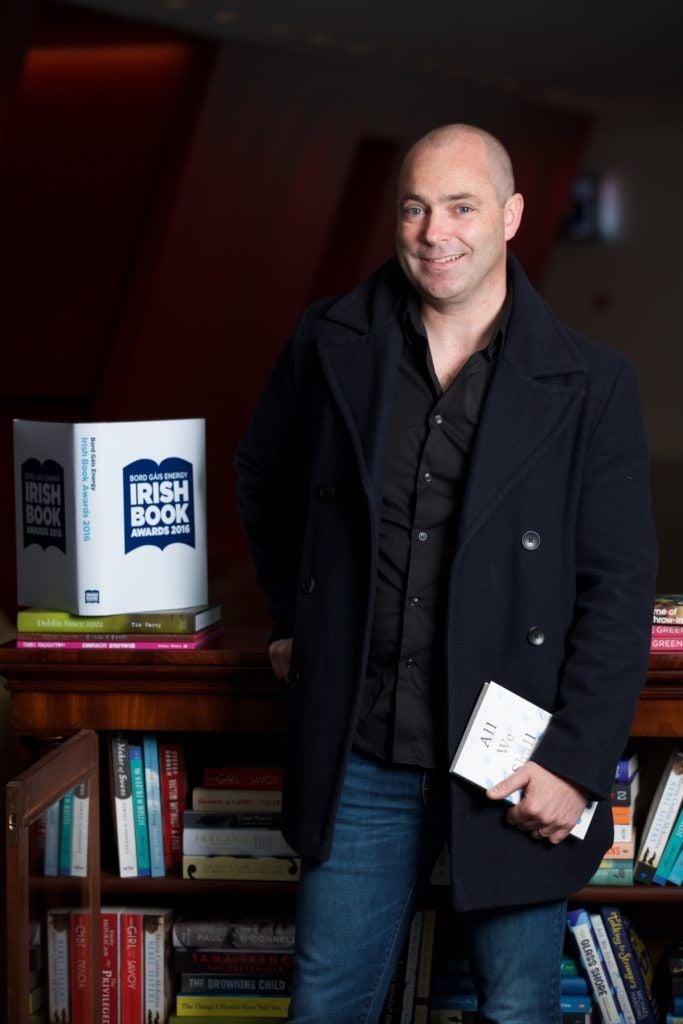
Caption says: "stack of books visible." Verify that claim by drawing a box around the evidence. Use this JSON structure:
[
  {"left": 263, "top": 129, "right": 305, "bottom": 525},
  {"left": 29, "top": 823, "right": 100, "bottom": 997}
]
[
  {"left": 634, "top": 749, "right": 683, "bottom": 886},
  {"left": 15, "top": 601, "right": 222, "bottom": 650},
  {"left": 171, "top": 917, "right": 294, "bottom": 1022},
  {"left": 589, "top": 749, "right": 640, "bottom": 886},
  {"left": 567, "top": 905, "right": 659, "bottom": 1024},
  {"left": 46, "top": 906, "right": 173, "bottom": 1024},
  {"left": 651, "top": 595, "right": 683, "bottom": 653},
  {"left": 185, "top": 766, "right": 300, "bottom": 882}
]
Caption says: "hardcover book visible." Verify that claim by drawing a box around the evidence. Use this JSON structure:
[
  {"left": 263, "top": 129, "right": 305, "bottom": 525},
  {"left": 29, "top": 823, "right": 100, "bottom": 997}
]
[
  {"left": 634, "top": 750, "right": 683, "bottom": 883},
  {"left": 13, "top": 417, "right": 207, "bottom": 615},
  {"left": 449, "top": 681, "right": 596, "bottom": 839},
  {"left": 17, "top": 602, "right": 221, "bottom": 634}
]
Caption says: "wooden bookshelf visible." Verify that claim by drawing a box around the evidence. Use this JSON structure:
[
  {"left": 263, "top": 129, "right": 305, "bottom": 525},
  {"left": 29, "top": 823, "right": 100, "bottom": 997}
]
[{"left": 2, "top": 639, "right": 682, "bottom": 1023}]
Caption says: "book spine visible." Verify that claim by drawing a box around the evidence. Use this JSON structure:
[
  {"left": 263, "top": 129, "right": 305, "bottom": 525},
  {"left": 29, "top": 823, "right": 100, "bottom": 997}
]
[
  {"left": 650, "top": 636, "right": 683, "bottom": 651},
  {"left": 588, "top": 864, "right": 634, "bottom": 886},
  {"left": 191, "top": 787, "right": 282, "bottom": 812},
  {"left": 16, "top": 606, "right": 218, "bottom": 633},
  {"left": 111, "top": 734, "right": 138, "bottom": 877},
  {"left": 182, "top": 827, "right": 296, "bottom": 857},
  {"left": 100, "top": 909, "right": 120, "bottom": 1024},
  {"left": 626, "top": 917, "right": 659, "bottom": 1020},
  {"left": 613, "top": 823, "right": 635, "bottom": 844},
  {"left": 614, "top": 754, "right": 639, "bottom": 783},
  {"left": 202, "top": 767, "right": 283, "bottom": 789},
  {"left": 144, "top": 911, "right": 173, "bottom": 1024},
  {"left": 182, "top": 854, "right": 301, "bottom": 881},
  {"left": 121, "top": 910, "right": 144, "bottom": 1024},
  {"left": 43, "top": 799, "right": 60, "bottom": 877},
  {"left": 179, "top": 973, "right": 292, "bottom": 994},
  {"left": 57, "top": 789, "right": 74, "bottom": 876},
  {"left": 173, "top": 949, "right": 295, "bottom": 974},
  {"left": 129, "top": 744, "right": 151, "bottom": 877},
  {"left": 634, "top": 751, "right": 683, "bottom": 883},
  {"left": 172, "top": 918, "right": 295, "bottom": 952},
  {"left": 652, "top": 805, "right": 683, "bottom": 885},
  {"left": 566, "top": 909, "right": 623, "bottom": 1024},
  {"left": 46, "top": 909, "right": 71, "bottom": 1024},
  {"left": 670, "top": 839, "right": 683, "bottom": 885},
  {"left": 160, "top": 741, "right": 186, "bottom": 873},
  {"left": 143, "top": 733, "right": 166, "bottom": 877},
  {"left": 599, "top": 906, "right": 657, "bottom": 1024},
  {"left": 612, "top": 777, "right": 640, "bottom": 805},
  {"left": 652, "top": 625, "right": 683, "bottom": 636},
  {"left": 16, "top": 637, "right": 209, "bottom": 649},
  {"left": 173, "top": 994, "right": 291, "bottom": 1016},
  {"left": 413, "top": 907, "right": 436, "bottom": 1024},
  {"left": 399, "top": 909, "right": 423, "bottom": 1024},
  {"left": 591, "top": 913, "right": 636, "bottom": 1024},
  {"left": 604, "top": 837, "right": 637, "bottom": 860},
  {"left": 70, "top": 909, "right": 92, "bottom": 1024},
  {"left": 70, "top": 780, "right": 89, "bottom": 877},
  {"left": 74, "top": 424, "right": 102, "bottom": 614},
  {"left": 184, "top": 810, "right": 283, "bottom": 828}
]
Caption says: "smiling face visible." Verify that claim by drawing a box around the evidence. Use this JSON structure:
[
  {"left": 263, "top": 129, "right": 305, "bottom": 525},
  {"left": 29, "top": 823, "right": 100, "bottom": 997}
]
[{"left": 396, "top": 131, "right": 523, "bottom": 315}]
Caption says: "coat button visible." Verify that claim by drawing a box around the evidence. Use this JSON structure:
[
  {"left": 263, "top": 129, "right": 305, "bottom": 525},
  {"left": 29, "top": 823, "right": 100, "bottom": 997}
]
[
  {"left": 287, "top": 667, "right": 300, "bottom": 687},
  {"left": 318, "top": 483, "right": 336, "bottom": 501},
  {"left": 527, "top": 627, "right": 545, "bottom": 646},
  {"left": 521, "top": 531, "right": 541, "bottom": 550},
  {"left": 300, "top": 575, "right": 316, "bottom": 594}
]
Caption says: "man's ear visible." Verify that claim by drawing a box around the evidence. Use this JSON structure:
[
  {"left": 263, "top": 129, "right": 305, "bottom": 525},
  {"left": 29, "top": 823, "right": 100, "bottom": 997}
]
[{"left": 504, "top": 192, "right": 524, "bottom": 242}]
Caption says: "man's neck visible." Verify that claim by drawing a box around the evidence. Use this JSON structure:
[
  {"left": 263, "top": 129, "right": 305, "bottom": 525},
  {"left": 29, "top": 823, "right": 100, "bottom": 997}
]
[{"left": 419, "top": 282, "right": 507, "bottom": 390}]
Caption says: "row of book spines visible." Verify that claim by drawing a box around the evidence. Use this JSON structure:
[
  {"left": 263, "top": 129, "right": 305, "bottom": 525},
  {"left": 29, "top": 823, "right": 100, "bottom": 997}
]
[
  {"left": 47, "top": 906, "right": 173, "bottom": 1024},
  {"left": 567, "top": 906, "right": 658, "bottom": 1024},
  {"left": 38, "top": 781, "right": 90, "bottom": 877},
  {"left": 16, "top": 622, "right": 224, "bottom": 650},
  {"left": 633, "top": 750, "right": 683, "bottom": 886}
]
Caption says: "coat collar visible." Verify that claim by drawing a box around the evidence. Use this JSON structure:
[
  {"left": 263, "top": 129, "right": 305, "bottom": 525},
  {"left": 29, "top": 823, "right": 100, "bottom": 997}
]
[{"left": 315, "top": 255, "right": 588, "bottom": 542}]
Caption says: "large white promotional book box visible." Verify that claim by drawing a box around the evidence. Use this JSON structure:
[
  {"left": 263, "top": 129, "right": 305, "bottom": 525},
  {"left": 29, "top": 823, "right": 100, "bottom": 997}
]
[{"left": 14, "top": 418, "right": 208, "bottom": 615}]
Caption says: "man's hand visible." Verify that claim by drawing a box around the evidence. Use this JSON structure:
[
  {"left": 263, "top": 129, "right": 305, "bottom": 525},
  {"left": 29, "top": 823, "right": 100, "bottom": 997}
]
[
  {"left": 486, "top": 762, "right": 589, "bottom": 845},
  {"left": 268, "top": 638, "right": 293, "bottom": 680}
]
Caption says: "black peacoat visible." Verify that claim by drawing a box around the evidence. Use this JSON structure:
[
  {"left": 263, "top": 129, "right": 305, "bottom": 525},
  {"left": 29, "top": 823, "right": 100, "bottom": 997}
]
[{"left": 236, "top": 253, "right": 658, "bottom": 912}]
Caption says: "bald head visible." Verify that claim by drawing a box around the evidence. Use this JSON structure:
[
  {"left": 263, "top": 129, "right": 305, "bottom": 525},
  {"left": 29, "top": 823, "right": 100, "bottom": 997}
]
[{"left": 400, "top": 124, "right": 515, "bottom": 205}]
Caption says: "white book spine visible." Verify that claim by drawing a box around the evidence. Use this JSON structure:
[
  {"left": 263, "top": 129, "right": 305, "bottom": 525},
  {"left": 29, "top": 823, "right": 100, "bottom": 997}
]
[
  {"left": 74, "top": 424, "right": 104, "bottom": 614},
  {"left": 144, "top": 910, "right": 173, "bottom": 1023},
  {"left": 70, "top": 779, "right": 90, "bottom": 877},
  {"left": 591, "top": 913, "right": 636, "bottom": 1024},
  {"left": 568, "top": 910, "right": 622, "bottom": 1024},
  {"left": 111, "top": 735, "right": 138, "bottom": 877},
  {"left": 47, "top": 908, "right": 71, "bottom": 1023},
  {"left": 182, "top": 827, "right": 296, "bottom": 856},
  {"left": 635, "top": 752, "right": 683, "bottom": 874}
]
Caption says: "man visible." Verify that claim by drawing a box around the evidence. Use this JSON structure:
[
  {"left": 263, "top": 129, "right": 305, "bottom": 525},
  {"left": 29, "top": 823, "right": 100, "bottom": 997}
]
[{"left": 236, "top": 124, "right": 657, "bottom": 1023}]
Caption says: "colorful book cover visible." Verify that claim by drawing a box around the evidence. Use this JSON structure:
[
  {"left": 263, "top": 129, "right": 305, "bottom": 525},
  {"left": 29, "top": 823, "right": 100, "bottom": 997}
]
[
  {"left": 101, "top": 907, "right": 121, "bottom": 1024},
  {"left": 111, "top": 733, "right": 138, "bottom": 877},
  {"left": 591, "top": 912, "right": 636, "bottom": 1023},
  {"left": 599, "top": 906, "right": 658, "bottom": 1023},
  {"left": 57, "top": 789, "right": 74, "bottom": 876},
  {"left": 13, "top": 417, "right": 208, "bottom": 615},
  {"left": 143, "top": 733, "right": 166, "bottom": 878},
  {"left": 191, "top": 787, "right": 282, "bottom": 813},
  {"left": 70, "top": 909, "right": 92, "bottom": 1024},
  {"left": 182, "top": 855, "right": 301, "bottom": 881},
  {"left": 202, "top": 767, "right": 283, "bottom": 790},
  {"left": 143, "top": 908, "right": 174, "bottom": 1024},
  {"left": 160, "top": 741, "right": 186, "bottom": 873},
  {"left": 17, "top": 601, "right": 221, "bottom": 634},
  {"left": 46, "top": 908, "right": 71, "bottom": 1024},
  {"left": 449, "top": 680, "right": 596, "bottom": 839},
  {"left": 180, "top": 974, "right": 293, "bottom": 995},
  {"left": 670, "top": 840, "right": 683, "bottom": 886},
  {"left": 43, "top": 798, "right": 60, "bottom": 877},
  {"left": 566, "top": 908, "right": 623, "bottom": 1024},
  {"left": 121, "top": 909, "right": 144, "bottom": 1024},
  {"left": 653, "top": 805, "right": 683, "bottom": 885},
  {"left": 634, "top": 750, "right": 683, "bottom": 883},
  {"left": 174, "top": 994, "right": 291, "bottom": 1016},
  {"left": 70, "top": 779, "right": 89, "bottom": 878},
  {"left": 129, "top": 743, "right": 151, "bottom": 877}
]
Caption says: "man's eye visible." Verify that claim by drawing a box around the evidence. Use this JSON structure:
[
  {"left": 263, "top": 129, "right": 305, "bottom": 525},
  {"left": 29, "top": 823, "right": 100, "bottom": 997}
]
[
  {"left": 456, "top": 205, "right": 473, "bottom": 214},
  {"left": 404, "top": 206, "right": 424, "bottom": 217}
]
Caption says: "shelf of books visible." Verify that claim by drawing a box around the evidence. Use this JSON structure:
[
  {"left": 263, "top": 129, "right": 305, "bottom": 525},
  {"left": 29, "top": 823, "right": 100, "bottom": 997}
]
[{"left": 3, "top": 597, "right": 683, "bottom": 1024}]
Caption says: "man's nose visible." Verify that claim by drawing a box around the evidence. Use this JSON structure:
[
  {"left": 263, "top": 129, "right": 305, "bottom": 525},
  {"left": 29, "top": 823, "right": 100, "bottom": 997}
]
[{"left": 420, "top": 212, "right": 450, "bottom": 245}]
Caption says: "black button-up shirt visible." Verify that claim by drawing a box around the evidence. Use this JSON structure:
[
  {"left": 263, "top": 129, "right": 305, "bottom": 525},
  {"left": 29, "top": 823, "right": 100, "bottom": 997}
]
[{"left": 353, "top": 290, "right": 509, "bottom": 770}]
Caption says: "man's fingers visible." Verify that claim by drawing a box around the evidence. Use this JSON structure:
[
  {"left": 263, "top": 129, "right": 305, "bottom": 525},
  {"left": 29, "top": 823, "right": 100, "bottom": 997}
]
[{"left": 268, "top": 638, "right": 293, "bottom": 680}]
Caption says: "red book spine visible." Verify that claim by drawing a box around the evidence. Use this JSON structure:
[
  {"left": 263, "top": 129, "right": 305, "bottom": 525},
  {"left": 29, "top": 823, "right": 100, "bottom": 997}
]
[
  {"left": 101, "top": 910, "right": 120, "bottom": 1024},
  {"left": 202, "top": 766, "right": 283, "bottom": 789},
  {"left": 159, "top": 742, "right": 186, "bottom": 873},
  {"left": 70, "top": 910, "right": 91, "bottom": 1024},
  {"left": 121, "top": 910, "right": 144, "bottom": 1024}
]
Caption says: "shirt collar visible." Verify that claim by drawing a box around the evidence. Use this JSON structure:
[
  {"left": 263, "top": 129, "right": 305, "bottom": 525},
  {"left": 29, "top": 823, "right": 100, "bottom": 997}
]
[{"left": 403, "top": 280, "right": 513, "bottom": 362}]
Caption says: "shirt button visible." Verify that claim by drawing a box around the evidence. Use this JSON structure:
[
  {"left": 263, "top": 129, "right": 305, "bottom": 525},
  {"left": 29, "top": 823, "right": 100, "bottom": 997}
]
[
  {"left": 423, "top": 472, "right": 432, "bottom": 483},
  {"left": 405, "top": 658, "right": 415, "bottom": 668},
  {"left": 300, "top": 575, "right": 316, "bottom": 594},
  {"left": 434, "top": 414, "right": 444, "bottom": 425},
  {"left": 521, "top": 531, "right": 541, "bottom": 551},
  {"left": 527, "top": 627, "right": 545, "bottom": 646},
  {"left": 418, "top": 531, "right": 428, "bottom": 542},
  {"left": 408, "top": 596, "right": 420, "bottom": 607}
]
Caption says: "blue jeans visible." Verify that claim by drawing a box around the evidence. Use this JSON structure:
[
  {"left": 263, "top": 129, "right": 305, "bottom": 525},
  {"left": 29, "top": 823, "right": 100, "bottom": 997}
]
[{"left": 288, "top": 751, "right": 565, "bottom": 1024}]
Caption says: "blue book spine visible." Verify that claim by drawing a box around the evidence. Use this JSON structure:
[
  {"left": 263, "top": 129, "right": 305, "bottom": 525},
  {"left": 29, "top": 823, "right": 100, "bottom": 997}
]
[
  {"left": 129, "top": 743, "right": 151, "bottom": 877},
  {"left": 599, "top": 907, "right": 657, "bottom": 1024},
  {"left": 674, "top": 997, "right": 683, "bottom": 1015},
  {"left": 561, "top": 977, "right": 590, "bottom": 995},
  {"left": 653, "top": 805, "right": 683, "bottom": 885},
  {"left": 560, "top": 995, "right": 593, "bottom": 1013},
  {"left": 142, "top": 733, "right": 166, "bottom": 877},
  {"left": 57, "top": 789, "right": 74, "bottom": 876},
  {"left": 670, "top": 841, "right": 683, "bottom": 886},
  {"left": 43, "top": 800, "right": 60, "bottom": 877}
]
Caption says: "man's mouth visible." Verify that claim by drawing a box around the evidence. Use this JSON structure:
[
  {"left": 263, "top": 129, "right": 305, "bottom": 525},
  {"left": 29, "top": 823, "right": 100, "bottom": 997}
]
[{"left": 423, "top": 254, "right": 465, "bottom": 264}]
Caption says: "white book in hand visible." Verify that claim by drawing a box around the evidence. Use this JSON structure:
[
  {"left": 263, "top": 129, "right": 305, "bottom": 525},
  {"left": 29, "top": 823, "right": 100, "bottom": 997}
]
[{"left": 449, "top": 680, "right": 596, "bottom": 840}]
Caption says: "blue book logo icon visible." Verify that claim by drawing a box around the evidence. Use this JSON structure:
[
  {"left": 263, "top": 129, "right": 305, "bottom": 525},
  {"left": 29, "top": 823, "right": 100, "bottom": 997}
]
[{"left": 123, "top": 457, "right": 196, "bottom": 554}]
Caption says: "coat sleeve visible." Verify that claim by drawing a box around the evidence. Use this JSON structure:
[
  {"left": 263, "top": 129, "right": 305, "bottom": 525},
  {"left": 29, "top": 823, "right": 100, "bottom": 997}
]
[
  {"left": 531, "top": 358, "right": 658, "bottom": 799},
  {"left": 235, "top": 324, "right": 311, "bottom": 642}
]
